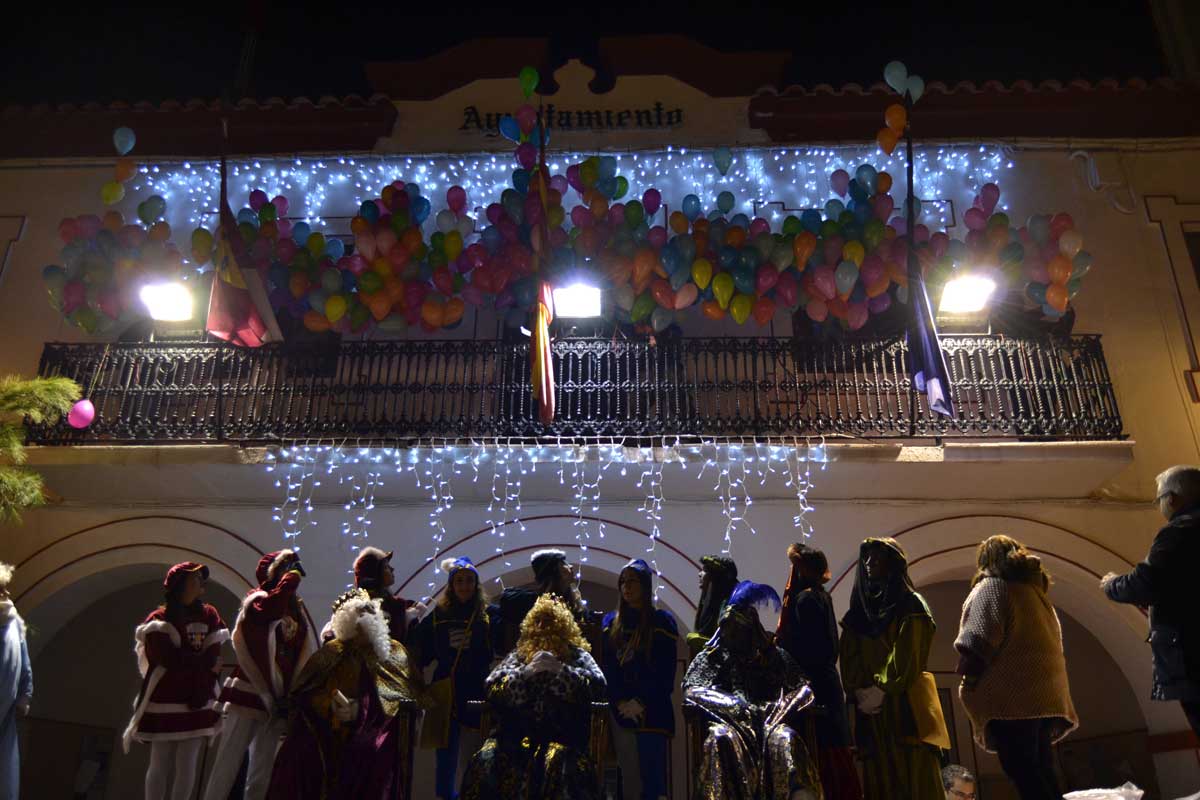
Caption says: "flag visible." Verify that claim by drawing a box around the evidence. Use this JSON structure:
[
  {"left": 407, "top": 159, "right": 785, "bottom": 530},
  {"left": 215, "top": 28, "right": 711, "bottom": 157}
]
[
  {"left": 531, "top": 281, "right": 555, "bottom": 424},
  {"left": 205, "top": 156, "right": 281, "bottom": 346},
  {"left": 907, "top": 267, "right": 954, "bottom": 418}
]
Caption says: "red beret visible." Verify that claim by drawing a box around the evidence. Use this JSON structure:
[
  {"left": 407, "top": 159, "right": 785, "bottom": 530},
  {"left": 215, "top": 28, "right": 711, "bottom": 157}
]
[{"left": 163, "top": 562, "right": 208, "bottom": 591}]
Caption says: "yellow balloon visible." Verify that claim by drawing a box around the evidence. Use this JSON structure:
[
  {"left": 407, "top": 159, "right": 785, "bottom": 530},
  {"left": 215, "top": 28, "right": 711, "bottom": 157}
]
[
  {"left": 691, "top": 258, "right": 713, "bottom": 290},
  {"left": 712, "top": 271, "right": 734, "bottom": 309},
  {"left": 842, "top": 240, "right": 865, "bottom": 267},
  {"left": 100, "top": 181, "right": 125, "bottom": 205},
  {"left": 306, "top": 232, "right": 326, "bottom": 258},
  {"left": 444, "top": 230, "right": 464, "bottom": 261},
  {"left": 729, "top": 293, "right": 753, "bottom": 324},
  {"left": 325, "top": 293, "right": 347, "bottom": 323}
]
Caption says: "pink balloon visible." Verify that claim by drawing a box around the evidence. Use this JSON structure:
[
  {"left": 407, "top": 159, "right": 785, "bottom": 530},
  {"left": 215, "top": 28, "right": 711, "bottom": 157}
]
[
  {"left": 550, "top": 175, "right": 569, "bottom": 196},
  {"left": 830, "top": 169, "right": 850, "bottom": 198},
  {"left": 607, "top": 203, "right": 626, "bottom": 227},
  {"left": 346, "top": 254, "right": 369, "bottom": 275},
  {"left": 811, "top": 265, "right": 837, "bottom": 300},
  {"left": 847, "top": 302, "right": 869, "bottom": 331},
  {"left": 356, "top": 232, "right": 378, "bottom": 261},
  {"left": 77, "top": 215, "right": 103, "bottom": 238},
  {"left": 980, "top": 182, "right": 1001, "bottom": 213},
  {"left": 566, "top": 164, "right": 583, "bottom": 192},
  {"left": 859, "top": 254, "right": 885, "bottom": 287},
  {"left": 822, "top": 236, "right": 844, "bottom": 266},
  {"left": 515, "top": 104, "right": 538, "bottom": 135},
  {"left": 447, "top": 185, "right": 467, "bottom": 214},
  {"left": 913, "top": 224, "right": 930, "bottom": 244},
  {"left": 871, "top": 194, "right": 894, "bottom": 222},
  {"left": 249, "top": 190, "right": 268, "bottom": 211},
  {"left": 647, "top": 225, "right": 668, "bottom": 249},
  {"left": 806, "top": 298, "right": 829, "bottom": 322},
  {"left": 673, "top": 283, "right": 698, "bottom": 309},
  {"left": 516, "top": 143, "right": 537, "bottom": 170},
  {"left": 749, "top": 218, "right": 770, "bottom": 237},
  {"left": 964, "top": 207, "right": 988, "bottom": 231},
  {"left": 67, "top": 399, "right": 95, "bottom": 430},
  {"left": 642, "top": 188, "right": 662, "bottom": 217},
  {"left": 571, "top": 205, "right": 593, "bottom": 228},
  {"left": 461, "top": 284, "right": 484, "bottom": 306},
  {"left": 272, "top": 195, "right": 289, "bottom": 217},
  {"left": 929, "top": 232, "right": 949, "bottom": 259},
  {"left": 776, "top": 272, "right": 798, "bottom": 307},
  {"left": 756, "top": 264, "right": 779, "bottom": 294}
]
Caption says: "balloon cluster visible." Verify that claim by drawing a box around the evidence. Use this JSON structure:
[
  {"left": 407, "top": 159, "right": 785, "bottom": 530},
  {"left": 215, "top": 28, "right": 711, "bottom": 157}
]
[
  {"left": 98, "top": 126, "right": 138, "bottom": 207},
  {"left": 44, "top": 198, "right": 182, "bottom": 333}
]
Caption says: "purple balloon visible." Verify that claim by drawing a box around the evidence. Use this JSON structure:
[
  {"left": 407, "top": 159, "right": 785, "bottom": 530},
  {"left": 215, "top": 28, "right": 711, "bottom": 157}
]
[
  {"left": 868, "top": 292, "right": 892, "bottom": 314},
  {"left": 67, "top": 399, "right": 95, "bottom": 429},
  {"left": 550, "top": 175, "right": 569, "bottom": 196}
]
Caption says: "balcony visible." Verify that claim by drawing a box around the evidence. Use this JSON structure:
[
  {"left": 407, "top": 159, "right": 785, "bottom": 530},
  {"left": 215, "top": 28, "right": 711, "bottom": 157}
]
[{"left": 28, "top": 334, "right": 1123, "bottom": 445}]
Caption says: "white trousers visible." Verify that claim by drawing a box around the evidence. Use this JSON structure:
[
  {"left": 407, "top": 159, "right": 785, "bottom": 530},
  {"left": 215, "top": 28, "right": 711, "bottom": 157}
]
[
  {"left": 146, "top": 738, "right": 204, "bottom": 800},
  {"left": 201, "top": 713, "right": 284, "bottom": 800}
]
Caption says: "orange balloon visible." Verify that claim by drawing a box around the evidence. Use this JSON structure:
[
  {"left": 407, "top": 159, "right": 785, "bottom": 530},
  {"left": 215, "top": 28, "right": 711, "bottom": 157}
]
[
  {"left": 114, "top": 157, "right": 137, "bottom": 183},
  {"left": 1047, "top": 254, "right": 1072, "bottom": 285},
  {"left": 372, "top": 256, "right": 391, "bottom": 277},
  {"left": 350, "top": 216, "right": 371, "bottom": 235},
  {"left": 381, "top": 185, "right": 397, "bottom": 209},
  {"left": 752, "top": 296, "right": 776, "bottom": 326},
  {"left": 590, "top": 196, "right": 609, "bottom": 219},
  {"left": 401, "top": 226, "right": 424, "bottom": 253},
  {"left": 148, "top": 221, "right": 171, "bottom": 242},
  {"left": 877, "top": 128, "right": 900, "bottom": 156},
  {"left": 724, "top": 226, "right": 746, "bottom": 248},
  {"left": 877, "top": 172, "right": 893, "bottom": 194},
  {"left": 303, "top": 310, "right": 332, "bottom": 333},
  {"left": 701, "top": 299, "right": 726, "bottom": 320},
  {"left": 828, "top": 296, "right": 849, "bottom": 320},
  {"left": 1046, "top": 283, "right": 1069, "bottom": 312},
  {"left": 384, "top": 277, "right": 405, "bottom": 303},
  {"left": 103, "top": 210, "right": 124, "bottom": 231},
  {"left": 421, "top": 297, "right": 445, "bottom": 328},
  {"left": 633, "top": 249, "right": 656, "bottom": 294},
  {"left": 605, "top": 255, "right": 633, "bottom": 287},
  {"left": 792, "top": 231, "right": 816, "bottom": 268},
  {"left": 692, "top": 231, "right": 708, "bottom": 254},
  {"left": 259, "top": 220, "right": 278, "bottom": 241},
  {"left": 366, "top": 292, "right": 393, "bottom": 321},
  {"left": 669, "top": 210, "right": 689, "bottom": 235},
  {"left": 693, "top": 218, "right": 710, "bottom": 235},
  {"left": 884, "top": 104, "right": 907, "bottom": 133},
  {"left": 443, "top": 297, "right": 465, "bottom": 327}
]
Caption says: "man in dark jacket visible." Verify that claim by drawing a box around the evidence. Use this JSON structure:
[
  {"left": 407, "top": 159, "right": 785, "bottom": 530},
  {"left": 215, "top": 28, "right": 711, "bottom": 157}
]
[{"left": 1103, "top": 464, "right": 1200, "bottom": 736}]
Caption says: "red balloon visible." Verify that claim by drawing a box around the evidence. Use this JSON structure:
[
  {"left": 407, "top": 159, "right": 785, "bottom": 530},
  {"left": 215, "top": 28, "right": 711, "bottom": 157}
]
[
  {"left": 651, "top": 279, "right": 675, "bottom": 309},
  {"left": 755, "top": 264, "right": 779, "bottom": 295},
  {"left": 775, "top": 272, "right": 799, "bottom": 307},
  {"left": 752, "top": 296, "right": 776, "bottom": 325}
]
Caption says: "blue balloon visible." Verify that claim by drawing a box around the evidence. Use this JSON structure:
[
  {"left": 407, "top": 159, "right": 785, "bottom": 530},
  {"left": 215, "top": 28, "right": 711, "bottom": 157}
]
[
  {"left": 113, "top": 126, "right": 136, "bottom": 156},
  {"left": 738, "top": 248, "right": 759, "bottom": 272},
  {"left": 850, "top": 284, "right": 866, "bottom": 303},
  {"left": 599, "top": 156, "right": 618, "bottom": 180},
  {"left": 359, "top": 201, "right": 380, "bottom": 223},
  {"left": 729, "top": 213, "right": 750, "bottom": 230},
  {"left": 1042, "top": 303, "right": 1062, "bottom": 320},
  {"left": 481, "top": 226, "right": 503, "bottom": 252},
  {"left": 855, "top": 164, "right": 878, "bottom": 195},
  {"left": 237, "top": 207, "right": 259, "bottom": 227},
  {"left": 718, "top": 246, "right": 739, "bottom": 270},
  {"left": 848, "top": 179, "right": 868, "bottom": 204},
  {"left": 670, "top": 268, "right": 691, "bottom": 291},
  {"left": 411, "top": 196, "right": 431, "bottom": 225},
  {"left": 512, "top": 169, "right": 531, "bottom": 194},
  {"left": 717, "top": 191, "right": 735, "bottom": 215},
  {"left": 324, "top": 238, "right": 345, "bottom": 260},
  {"left": 824, "top": 200, "right": 845, "bottom": 220},
  {"left": 292, "top": 221, "right": 311, "bottom": 246},
  {"left": 499, "top": 115, "right": 521, "bottom": 142},
  {"left": 675, "top": 235, "right": 697, "bottom": 262},
  {"left": 733, "top": 267, "right": 755, "bottom": 295},
  {"left": 853, "top": 203, "right": 872, "bottom": 223},
  {"left": 661, "top": 248, "right": 681, "bottom": 274},
  {"left": 418, "top": 262, "right": 433, "bottom": 281},
  {"left": 1026, "top": 282, "right": 1048, "bottom": 305},
  {"left": 682, "top": 194, "right": 701, "bottom": 221},
  {"left": 404, "top": 183, "right": 422, "bottom": 201},
  {"left": 597, "top": 176, "right": 617, "bottom": 199},
  {"left": 307, "top": 290, "right": 327, "bottom": 315},
  {"left": 801, "top": 209, "right": 823, "bottom": 233},
  {"left": 342, "top": 271, "right": 357, "bottom": 292}
]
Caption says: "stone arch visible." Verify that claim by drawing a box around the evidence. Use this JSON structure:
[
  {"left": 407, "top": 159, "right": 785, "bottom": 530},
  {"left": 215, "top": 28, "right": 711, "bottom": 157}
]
[
  {"left": 394, "top": 513, "right": 699, "bottom": 632},
  {"left": 828, "top": 514, "right": 1181, "bottom": 735}
]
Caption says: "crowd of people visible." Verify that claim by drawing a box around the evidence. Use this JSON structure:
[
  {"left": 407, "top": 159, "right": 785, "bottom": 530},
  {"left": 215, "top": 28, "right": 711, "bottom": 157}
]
[{"left": 2, "top": 463, "right": 1200, "bottom": 800}]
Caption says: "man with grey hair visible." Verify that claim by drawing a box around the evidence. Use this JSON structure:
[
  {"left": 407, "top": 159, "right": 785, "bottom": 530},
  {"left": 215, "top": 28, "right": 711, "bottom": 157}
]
[
  {"left": 1102, "top": 464, "right": 1200, "bottom": 736},
  {"left": 942, "top": 765, "right": 976, "bottom": 800}
]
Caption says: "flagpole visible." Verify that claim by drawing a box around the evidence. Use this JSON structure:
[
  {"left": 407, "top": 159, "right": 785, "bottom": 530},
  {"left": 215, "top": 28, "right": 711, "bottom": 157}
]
[{"left": 905, "top": 91, "right": 918, "bottom": 438}]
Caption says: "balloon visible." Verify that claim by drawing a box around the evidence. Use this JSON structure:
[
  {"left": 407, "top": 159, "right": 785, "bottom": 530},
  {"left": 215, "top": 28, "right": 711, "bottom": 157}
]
[
  {"left": 752, "top": 296, "right": 776, "bottom": 325},
  {"left": 674, "top": 283, "right": 698, "bottom": 310},
  {"left": 1071, "top": 251, "right": 1093, "bottom": 279},
  {"left": 717, "top": 191, "right": 735, "bottom": 215},
  {"left": 631, "top": 292, "right": 655, "bottom": 323},
  {"left": 854, "top": 164, "right": 878, "bottom": 196},
  {"left": 642, "top": 188, "right": 662, "bottom": 217},
  {"left": 444, "top": 297, "right": 466, "bottom": 327},
  {"left": 979, "top": 183, "right": 1001, "bottom": 212},
  {"left": 964, "top": 207, "right": 987, "bottom": 231},
  {"left": 712, "top": 272, "right": 734, "bottom": 309},
  {"left": 692, "top": 258, "right": 713, "bottom": 290},
  {"left": 713, "top": 146, "right": 733, "bottom": 176},
  {"left": 835, "top": 260, "right": 859, "bottom": 298},
  {"left": 729, "top": 293, "right": 752, "bottom": 324},
  {"left": 905, "top": 75, "right": 925, "bottom": 103},
  {"left": 324, "top": 294, "right": 347, "bottom": 323},
  {"left": 516, "top": 143, "right": 537, "bottom": 170},
  {"left": 830, "top": 169, "right": 850, "bottom": 198},
  {"left": 1058, "top": 229, "right": 1083, "bottom": 258},
  {"left": 884, "top": 104, "right": 907, "bottom": 133},
  {"left": 756, "top": 264, "right": 779, "bottom": 294},
  {"left": 825, "top": 199, "right": 845, "bottom": 220},
  {"left": 305, "top": 232, "right": 325, "bottom": 258},
  {"left": 1046, "top": 283, "right": 1069, "bottom": 312},
  {"left": 682, "top": 194, "right": 702, "bottom": 221},
  {"left": 435, "top": 209, "right": 456, "bottom": 234},
  {"left": 292, "top": 221, "right": 312, "bottom": 246},
  {"left": 842, "top": 240, "right": 865, "bottom": 267},
  {"left": 776, "top": 272, "right": 799, "bottom": 307},
  {"left": 614, "top": 284, "right": 636, "bottom": 312},
  {"left": 1047, "top": 254, "right": 1072, "bottom": 285},
  {"left": 884, "top": 61, "right": 908, "bottom": 93},
  {"left": 519, "top": 66, "right": 539, "bottom": 98},
  {"left": 792, "top": 231, "right": 817, "bottom": 267},
  {"left": 868, "top": 292, "right": 892, "bottom": 314},
  {"left": 515, "top": 104, "right": 538, "bottom": 135},
  {"left": 67, "top": 399, "right": 95, "bottom": 429},
  {"left": 701, "top": 299, "right": 725, "bottom": 320},
  {"left": 112, "top": 127, "right": 136, "bottom": 155},
  {"left": 651, "top": 279, "right": 674, "bottom": 308},
  {"left": 613, "top": 176, "right": 629, "bottom": 201},
  {"left": 137, "top": 195, "right": 166, "bottom": 224},
  {"left": 877, "top": 172, "right": 894, "bottom": 194},
  {"left": 499, "top": 115, "right": 521, "bottom": 142},
  {"left": 100, "top": 181, "right": 125, "bottom": 205},
  {"left": 733, "top": 266, "right": 755, "bottom": 295},
  {"left": 421, "top": 297, "right": 446, "bottom": 328},
  {"left": 847, "top": 302, "right": 869, "bottom": 331},
  {"left": 806, "top": 298, "right": 829, "bottom": 322},
  {"left": 650, "top": 306, "right": 673, "bottom": 333},
  {"left": 811, "top": 265, "right": 836, "bottom": 300},
  {"left": 1026, "top": 282, "right": 1048, "bottom": 305}
]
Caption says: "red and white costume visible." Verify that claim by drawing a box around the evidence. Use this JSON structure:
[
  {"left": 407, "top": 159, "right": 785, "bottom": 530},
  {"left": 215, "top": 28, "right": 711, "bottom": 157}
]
[
  {"left": 122, "top": 600, "right": 228, "bottom": 752},
  {"left": 203, "top": 550, "right": 318, "bottom": 800}
]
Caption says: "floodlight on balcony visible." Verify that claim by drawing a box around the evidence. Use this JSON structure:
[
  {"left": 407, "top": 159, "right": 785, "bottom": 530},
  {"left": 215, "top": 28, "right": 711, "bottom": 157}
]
[
  {"left": 552, "top": 283, "right": 602, "bottom": 318},
  {"left": 139, "top": 282, "right": 194, "bottom": 322},
  {"left": 939, "top": 274, "right": 996, "bottom": 315}
]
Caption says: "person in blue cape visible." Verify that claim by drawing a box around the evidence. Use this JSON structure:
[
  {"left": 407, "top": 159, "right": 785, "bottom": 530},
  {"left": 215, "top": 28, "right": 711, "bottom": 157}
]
[
  {"left": 0, "top": 562, "right": 32, "bottom": 800},
  {"left": 599, "top": 558, "right": 679, "bottom": 800},
  {"left": 411, "top": 556, "right": 493, "bottom": 800}
]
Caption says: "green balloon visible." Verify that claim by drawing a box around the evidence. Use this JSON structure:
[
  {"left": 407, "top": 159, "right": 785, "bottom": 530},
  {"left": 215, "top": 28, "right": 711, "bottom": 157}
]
[
  {"left": 391, "top": 211, "right": 410, "bottom": 233},
  {"left": 820, "top": 220, "right": 840, "bottom": 238},
  {"left": 623, "top": 200, "right": 643, "bottom": 227},
  {"left": 782, "top": 216, "right": 802, "bottom": 236},
  {"left": 613, "top": 176, "right": 629, "bottom": 201},
  {"left": 258, "top": 204, "right": 277, "bottom": 223},
  {"left": 430, "top": 231, "right": 446, "bottom": 251},
  {"left": 358, "top": 271, "right": 383, "bottom": 294},
  {"left": 631, "top": 292, "right": 655, "bottom": 323},
  {"left": 519, "top": 66, "right": 539, "bottom": 98}
]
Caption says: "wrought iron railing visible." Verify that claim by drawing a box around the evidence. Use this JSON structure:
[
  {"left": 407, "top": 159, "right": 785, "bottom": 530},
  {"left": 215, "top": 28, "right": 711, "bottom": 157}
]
[{"left": 28, "top": 334, "right": 1123, "bottom": 444}]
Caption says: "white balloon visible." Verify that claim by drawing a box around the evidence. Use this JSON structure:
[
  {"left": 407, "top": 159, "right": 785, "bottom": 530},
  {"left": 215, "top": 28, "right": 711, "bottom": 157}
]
[
  {"left": 905, "top": 75, "right": 925, "bottom": 104},
  {"left": 883, "top": 61, "right": 908, "bottom": 93},
  {"left": 456, "top": 215, "right": 476, "bottom": 239},
  {"left": 436, "top": 209, "right": 457, "bottom": 234}
]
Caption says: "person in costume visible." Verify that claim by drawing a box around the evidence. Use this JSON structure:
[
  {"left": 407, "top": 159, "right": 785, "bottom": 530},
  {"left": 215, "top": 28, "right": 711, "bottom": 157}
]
[
  {"left": 124, "top": 562, "right": 229, "bottom": 800},
  {"left": 682, "top": 581, "right": 822, "bottom": 800},
  {"left": 350, "top": 546, "right": 426, "bottom": 644},
  {"left": 687, "top": 555, "right": 738, "bottom": 657},
  {"left": 488, "top": 548, "right": 595, "bottom": 656},
  {"left": 955, "top": 535, "right": 1076, "bottom": 800},
  {"left": 599, "top": 558, "right": 678, "bottom": 800},
  {"left": 0, "top": 562, "right": 32, "bottom": 800},
  {"left": 839, "top": 538, "right": 947, "bottom": 800},
  {"left": 777, "top": 544, "right": 863, "bottom": 800},
  {"left": 203, "top": 549, "right": 318, "bottom": 800},
  {"left": 266, "top": 588, "right": 425, "bottom": 800},
  {"left": 411, "top": 556, "right": 493, "bottom": 800},
  {"left": 461, "top": 594, "right": 607, "bottom": 800}
]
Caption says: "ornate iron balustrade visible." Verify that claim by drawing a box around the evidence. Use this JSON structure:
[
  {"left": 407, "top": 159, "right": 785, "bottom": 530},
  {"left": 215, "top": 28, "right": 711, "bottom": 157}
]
[{"left": 28, "top": 334, "right": 1123, "bottom": 444}]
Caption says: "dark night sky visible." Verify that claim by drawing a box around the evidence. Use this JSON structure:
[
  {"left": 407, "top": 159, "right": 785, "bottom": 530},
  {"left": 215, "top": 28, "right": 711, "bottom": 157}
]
[{"left": 0, "top": 2, "right": 1166, "bottom": 106}]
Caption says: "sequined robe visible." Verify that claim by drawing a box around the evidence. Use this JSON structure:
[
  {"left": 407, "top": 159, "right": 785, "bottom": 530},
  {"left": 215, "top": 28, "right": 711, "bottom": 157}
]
[
  {"left": 682, "top": 642, "right": 823, "bottom": 800},
  {"left": 461, "top": 647, "right": 607, "bottom": 800}
]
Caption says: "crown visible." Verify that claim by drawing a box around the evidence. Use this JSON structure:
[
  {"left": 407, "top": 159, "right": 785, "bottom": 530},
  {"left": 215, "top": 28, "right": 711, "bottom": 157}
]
[{"left": 331, "top": 588, "right": 371, "bottom": 613}]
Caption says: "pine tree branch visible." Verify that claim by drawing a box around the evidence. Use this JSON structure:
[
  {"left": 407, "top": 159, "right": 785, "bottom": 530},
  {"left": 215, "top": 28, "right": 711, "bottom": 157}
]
[
  {"left": 0, "top": 375, "right": 80, "bottom": 423},
  {"left": 0, "top": 422, "right": 25, "bottom": 464},
  {"left": 0, "top": 466, "right": 45, "bottom": 525}
]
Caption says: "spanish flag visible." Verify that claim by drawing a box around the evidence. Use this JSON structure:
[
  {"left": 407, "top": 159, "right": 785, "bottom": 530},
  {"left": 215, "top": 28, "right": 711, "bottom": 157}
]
[
  {"left": 205, "top": 155, "right": 281, "bottom": 346},
  {"left": 531, "top": 280, "right": 555, "bottom": 424}
]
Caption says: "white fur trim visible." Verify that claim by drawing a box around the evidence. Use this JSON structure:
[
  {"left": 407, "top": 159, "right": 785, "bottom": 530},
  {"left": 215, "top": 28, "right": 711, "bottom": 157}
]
[
  {"left": 266, "top": 550, "right": 296, "bottom": 582},
  {"left": 530, "top": 548, "right": 566, "bottom": 562},
  {"left": 294, "top": 598, "right": 318, "bottom": 677},
  {"left": 230, "top": 601, "right": 277, "bottom": 715},
  {"left": 144, "top": 700, "right": 218, "bottom": 713},
  {"left": 134, "top": 620, "right": 180, "bottom": 679},
  {"left": 123, "top": 665, "right": 166, "bottom": 753},
  {"left": 203, "top": 628, "right": 231, "bottom": 650}
]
